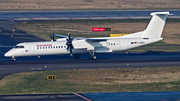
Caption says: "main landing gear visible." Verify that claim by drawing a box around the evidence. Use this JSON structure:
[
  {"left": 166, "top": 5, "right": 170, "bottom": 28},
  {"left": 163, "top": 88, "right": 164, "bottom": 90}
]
[
  {"left": 89, "top": 50, "right": 96, "bottom": 60},
  {"left": 74, "top": 54, "right": 80, "bottom": 58},
  {"left": 74, "top": 51, "right": 96, "bottom": 60}
]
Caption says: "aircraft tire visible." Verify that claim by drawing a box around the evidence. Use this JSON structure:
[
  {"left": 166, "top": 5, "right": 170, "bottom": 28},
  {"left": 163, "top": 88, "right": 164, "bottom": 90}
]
[
  {"left": 92, "top": 55, "right": 96, "bottom": 60},
  {"left": 12, "top": 58, "right": 16, "bottom": 61},
  {"left": 75, "top": 54, "right": 80, "bottom": 58}
]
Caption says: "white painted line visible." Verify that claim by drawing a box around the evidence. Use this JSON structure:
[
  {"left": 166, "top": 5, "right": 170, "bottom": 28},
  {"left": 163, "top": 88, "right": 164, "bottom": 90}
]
[
  {"left": 90, "top": 17, "right": 109, "bottom": 20},
  {"left": 109, "top": 16, "right": 151, "bottom": 19},
  {"left": 32, "top": 18, "right": 51, "bottom": 20},
  {"left": 32, "top": 17, "right": 71, "bottom": 20},
  {"left": 168, "top": 16, "right": 180, "bottom": 19},
  {"left": 108, "top": 17, "right": 127, "bottom": 19},
  {"left": 71, "top": 17, "right": 90, "bottom": 20},
  {"left": 14, "top": 18, "right": 31, "bottom": 20},
  {"left": 49, "top": 17, "right": 71, "bottom": 20},
  {"left": 128, "top": 16, "right": 151, "bottom": 19},
  {"left": 73, "top": 93, "right": 92, "bottom": 101}
]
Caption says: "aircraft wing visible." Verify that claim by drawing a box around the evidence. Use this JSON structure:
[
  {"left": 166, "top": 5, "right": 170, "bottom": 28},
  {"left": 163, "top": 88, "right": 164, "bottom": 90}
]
[
  {"left": 55, "top": 34, "right": 86, "bottom": 40},
  {"left": 85, "top": 39, "right": 107, "bottom": 42},
  {"left": 73, "top": 37, "right": 109, "bottom": 51},
  {"left": 54, "top": 34, "right": 110, "bottom": 52},
  {"left": 54, "top": 34, "right": 68, "bottom": 38}
]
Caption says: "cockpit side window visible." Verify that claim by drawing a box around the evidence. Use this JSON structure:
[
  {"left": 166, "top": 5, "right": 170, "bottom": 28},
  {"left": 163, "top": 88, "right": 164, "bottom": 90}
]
[
  {"left": 19, "top": 46, "right": 24, "bottom": 48},
  {"left": 14, "top": 46, "right": 24, "bottom": 48},
  {"left": 14, "top": 46, "right": 19, "bottom": 48}
]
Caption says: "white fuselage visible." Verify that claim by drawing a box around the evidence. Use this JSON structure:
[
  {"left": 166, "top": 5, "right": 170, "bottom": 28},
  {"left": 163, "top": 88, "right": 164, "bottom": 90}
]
[{"left": 4, "top": 37, "right": 162, "bottom": 57}]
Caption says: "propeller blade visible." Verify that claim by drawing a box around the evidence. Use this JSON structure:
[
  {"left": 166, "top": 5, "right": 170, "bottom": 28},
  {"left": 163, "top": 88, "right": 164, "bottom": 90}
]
[
  {"left": 50, "top": 33, "right": 56, "bottom": 41},
  {"left": 68, "top": 32, "right": 71, "bottom": 40},
  {"left": 70, "top": 47, "right": 72, "bottom": 56},
  {"left": 50, "top": 34, "right": 52, "bottom": 40},
  {"left": 53, "top": 32, "right": 55, "bottom": 41},
  {"left": 66, "top": 32, "right": 74, "bottom": 56},
  {"left": 67, "top": 45, "right": 70, "bottom": 49}
]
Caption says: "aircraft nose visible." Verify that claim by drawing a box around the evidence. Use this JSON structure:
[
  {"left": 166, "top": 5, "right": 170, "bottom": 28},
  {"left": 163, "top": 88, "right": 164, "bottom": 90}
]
[{"left": 4, "top": 51, "right": 13, "bottom": 57}]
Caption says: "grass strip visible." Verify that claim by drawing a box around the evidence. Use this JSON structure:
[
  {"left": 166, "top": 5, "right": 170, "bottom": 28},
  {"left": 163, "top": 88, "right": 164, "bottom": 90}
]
[
  {"left": 0, "top": 66, "right": 180, "bottom": 94},
  {"left": 1, "top": 0, "right": 180, "bottom": 11}
]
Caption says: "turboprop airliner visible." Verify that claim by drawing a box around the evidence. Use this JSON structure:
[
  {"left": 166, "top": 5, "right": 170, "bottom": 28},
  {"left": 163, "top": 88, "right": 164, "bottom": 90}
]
[{"left": 4, "top": 12, "right": 171, "bottom": 61}]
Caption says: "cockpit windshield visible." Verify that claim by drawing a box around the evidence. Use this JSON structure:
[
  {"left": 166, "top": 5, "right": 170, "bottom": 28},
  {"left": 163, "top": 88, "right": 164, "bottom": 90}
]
[{"left": 14, "top": 46, "right": 24, "bottom": 48}]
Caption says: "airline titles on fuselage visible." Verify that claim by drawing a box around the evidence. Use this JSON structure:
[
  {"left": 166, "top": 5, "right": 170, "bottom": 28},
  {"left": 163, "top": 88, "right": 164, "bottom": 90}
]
[
  {"left": 36, "top": 44, "right": 52, "bottom": 47},
  {"left": 36, "top": 44, "right": 66, "bottom": 49}
]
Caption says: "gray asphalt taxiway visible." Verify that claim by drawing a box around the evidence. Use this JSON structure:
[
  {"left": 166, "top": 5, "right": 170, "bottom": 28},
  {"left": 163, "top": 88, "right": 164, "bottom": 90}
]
[
  {"left": 0, "top": 10, "right": 180, "bottom": 101},
  {"left": 1, "top": 50, "right": 180, "bottom": 80}
]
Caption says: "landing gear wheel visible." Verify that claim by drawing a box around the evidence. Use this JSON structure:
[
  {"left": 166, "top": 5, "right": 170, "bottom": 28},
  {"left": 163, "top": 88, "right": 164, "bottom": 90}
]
[
  {"left": 74, "top": 54, "right": 80, "bottom": 58},
  {"left": 89, "top": 50, "right": 97, "bottom": 60},
  {"left": 12, "top": 58, "right": 16, "bottom": 61},
  {"left": 91, "top": 55, "right": 96, "bottom": 60}
]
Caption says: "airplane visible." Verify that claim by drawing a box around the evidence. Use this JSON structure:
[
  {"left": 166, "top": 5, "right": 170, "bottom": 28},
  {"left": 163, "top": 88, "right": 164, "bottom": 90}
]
[{"left": 4, "top": 12, "right": 171, "bottom": 61}]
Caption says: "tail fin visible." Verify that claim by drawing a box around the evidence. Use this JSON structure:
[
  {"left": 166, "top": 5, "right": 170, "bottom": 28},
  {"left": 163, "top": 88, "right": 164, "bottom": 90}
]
[{"left": 142, "top": 12, "right": 170, "bottom": 38}]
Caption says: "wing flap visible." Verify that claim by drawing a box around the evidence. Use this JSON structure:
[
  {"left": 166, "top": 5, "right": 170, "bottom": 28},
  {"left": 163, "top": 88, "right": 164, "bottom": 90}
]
[
  {"left": 54, "top": 34, "right": 68, "bottom": 38},
  {"left": 86, "top": 39, "right": 107, "bottom": 42}
]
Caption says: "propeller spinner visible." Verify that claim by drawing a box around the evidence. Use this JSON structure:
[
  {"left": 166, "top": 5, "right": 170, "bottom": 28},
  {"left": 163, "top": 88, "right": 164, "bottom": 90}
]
[{"left": 66, "top": 33, "right": 74, "bottom": 56}]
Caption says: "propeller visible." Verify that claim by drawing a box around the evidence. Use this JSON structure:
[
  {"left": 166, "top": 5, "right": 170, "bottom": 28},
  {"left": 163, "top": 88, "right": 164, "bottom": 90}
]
[
  {"left": 50, "top": 32, "right": 56, "bottom": 41},
  {"left": 66, "top": 32, "right": 74, "bottom": 56}
]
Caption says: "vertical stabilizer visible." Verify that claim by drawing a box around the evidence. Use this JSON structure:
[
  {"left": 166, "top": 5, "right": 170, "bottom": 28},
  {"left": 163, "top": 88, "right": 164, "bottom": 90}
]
[{"left": 142, "top": 12, "right": 170, "bottom": 38}]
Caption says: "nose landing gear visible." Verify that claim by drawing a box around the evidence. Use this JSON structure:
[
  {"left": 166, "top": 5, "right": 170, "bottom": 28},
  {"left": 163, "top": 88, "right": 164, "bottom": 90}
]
[{"left": 12, "top": 56, "right": 16, "bottom": 61}]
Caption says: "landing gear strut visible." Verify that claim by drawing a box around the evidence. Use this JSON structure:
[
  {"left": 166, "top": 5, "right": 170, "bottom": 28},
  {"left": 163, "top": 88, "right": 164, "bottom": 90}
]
[
  {"left": 89, "top": 50, "right": 96, "bottom": 60},
  {"left": 12, "top": 56, "right": 16, "bottom": 61},
  {"left": 74, "top": 54, "right": 80, "bottom": 58}
]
